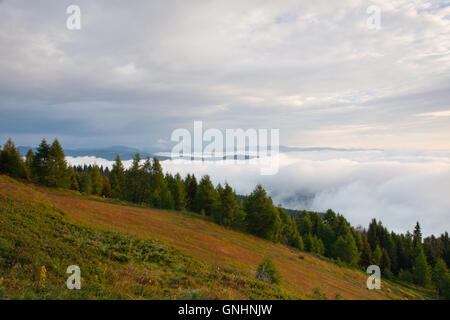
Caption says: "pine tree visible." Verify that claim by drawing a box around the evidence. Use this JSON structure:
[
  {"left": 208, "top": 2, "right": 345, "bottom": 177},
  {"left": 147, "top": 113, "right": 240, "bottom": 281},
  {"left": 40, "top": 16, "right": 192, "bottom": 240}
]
[
  {"left": 243, "top": 185, "right": 281, "bottom": 242},
  {"left": 185, "top": 174, "right": 198, "bottom": 211},
  {"left": 31, "top": 139, "right": 51, "bottom": 185},
  {"left": 381, "top": 248, "right": 392, "bottom": 272},
  {"left": 216, "top": 183, "right": 239, "bottom": 226},
  {"left": 25, "top": 149, "right": 34, "bottom": 173},
  {"left": 0, "top": 139, "right": 29, "bottom": 179},
  {"left": 373, "top": 245, "right": 382, "bottom": 266},
  {"left": 432, "top": 258, "right": 449, "bottom": 287},
  {"left": 333, "top": 234, "right": 359, "bottom": 266},
  {"left": 194, "top": 175, "right": 220, "bottom": 216},
  {"left": 367, "top": 218, "right": 378, "bottom": 251},
  {"left": 413, "top": 244, "right": 432, "bottom": 287},
  {"left": 296, "top": 212, "right": 312, "bottom": 236},
  {"left": 360, "top": 234, "right": 373, "bottom": 267},
  {"left": 101, "top": 175, "right": 112, "bottom": 198},
  {"left": 69, "top": 167, "right": 79, "bottom": 191},
  {"left": 80, "top": 172, "right": 92, "bottom": 195},
  {"left": 90, "top": 165, "right": 103, "bottom": 196},
  {"left": 149, "top": 158, "right": 173, "bottom": 209},
  {"left": 413, "top": 221, "right": 422, "bottom": 248},
  {"left": 47, "top": 139, "right": 70, "bottom": 188},
  {"left": 110, "top": 154, "right": 125, "bottom": 199},
  {"left": 171, "top": 173, "right": 186, "bottom": 210}
]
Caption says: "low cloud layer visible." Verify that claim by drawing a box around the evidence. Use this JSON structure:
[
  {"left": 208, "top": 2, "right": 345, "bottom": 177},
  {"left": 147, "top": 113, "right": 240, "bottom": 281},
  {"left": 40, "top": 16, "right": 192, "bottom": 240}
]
[{"left": 67, "top": 149, "right": 450, "bottom": 236}]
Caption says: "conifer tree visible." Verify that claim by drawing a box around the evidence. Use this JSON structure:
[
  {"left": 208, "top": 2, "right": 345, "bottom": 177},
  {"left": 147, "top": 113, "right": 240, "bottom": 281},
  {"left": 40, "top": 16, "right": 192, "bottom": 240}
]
[
  {"left": 90, "top": 165, "right": 103, "bottom": 195},
  {"left": 69, "top": 167, "right": 79, "bottom": 191},
  {"left": 381, "top": 248, "right": 392, "bottom": 272},
  {"left": 80, "top": 172, "right": 92, "bottom": 195},
  {"left": 360, "top": 234, "right": 373, "bottom": 268},
  {"left": 194, "top": 175, "right": 220, "bottom": 216},
  {"left": 47, "top": 139, "right": 70, "bottom": 188},
  {"left": 31, "top": 139, "right": 51, "bottom": 185},
  {"left": 0, "top": 139, "right": 29, "bottom": 180},
  {"left": 185, "top": 174, "right": 198, "bottom": 211},
  {"left": 332, "top": 234, "right": 359, "bottom": 266},
  {"left": 413, "top": 221, "right": 422, "bottom": 248},
  {"left": 373, "top": 245, "right": 382, "bottom": 266},
  {"left": 216, "top": 183, "right": 239, "bottom": 226},
  {"left": 413, "top": 244, "right": 432, "bottom": 287},
  {"left": 110, "top": 154, "right": 125, "bottom": 199},
  {"left": 432, "top": 258, "right": 448, "bottom": 287},
  {"left": 101, "top": 175, "right": 112, "bottom": 198},
  {"left": 149, "top": 158, "right": 173, "bottom": 209},
  {"left": 243, "top": 185, "right": 281, "bottom": 242},
  {"left": 25, "top": 149, "right": 34, "bottom": 173}
]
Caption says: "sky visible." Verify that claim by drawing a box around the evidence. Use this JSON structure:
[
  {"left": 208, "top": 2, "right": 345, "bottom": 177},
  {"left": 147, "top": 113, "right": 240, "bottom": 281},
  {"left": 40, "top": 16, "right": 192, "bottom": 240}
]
[
  {"left": 1, "top": 1, "right": 450, "bottom": 235},
  {"left": 0, "top": 0, "right": 449, "bottom": 149}
]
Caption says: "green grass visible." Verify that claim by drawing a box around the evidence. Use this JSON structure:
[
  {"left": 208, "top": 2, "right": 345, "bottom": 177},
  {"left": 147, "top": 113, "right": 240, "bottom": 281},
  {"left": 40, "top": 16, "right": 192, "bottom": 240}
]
[
  {"left": 0, "top": 181, "right": 291, "bottom": 299},
  {"left": 0, "top": 175, "right": 433, "bottom": 300}
]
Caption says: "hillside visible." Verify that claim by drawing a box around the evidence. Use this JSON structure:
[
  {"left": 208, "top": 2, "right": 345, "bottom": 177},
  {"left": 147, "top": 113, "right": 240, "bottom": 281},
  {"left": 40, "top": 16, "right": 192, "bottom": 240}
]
[{"left": 0, "top": 175, "right": 432, "bottom": 300}]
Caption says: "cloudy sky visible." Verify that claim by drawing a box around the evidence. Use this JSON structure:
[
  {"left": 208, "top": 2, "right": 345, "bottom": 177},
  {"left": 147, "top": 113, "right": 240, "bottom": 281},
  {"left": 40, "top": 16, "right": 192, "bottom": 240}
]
[
  {"left": 1, "top": 1, "right": 450, "bottom": 235},
  {"left": 1, "top": 0, "right": 449, "bottom": 149}
]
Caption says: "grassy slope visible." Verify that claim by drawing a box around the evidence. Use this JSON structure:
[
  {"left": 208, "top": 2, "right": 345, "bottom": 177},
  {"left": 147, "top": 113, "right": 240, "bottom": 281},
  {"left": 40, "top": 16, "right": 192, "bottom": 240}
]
[{"left": 0, "top": 175, "right": 432, "bottom": 300}]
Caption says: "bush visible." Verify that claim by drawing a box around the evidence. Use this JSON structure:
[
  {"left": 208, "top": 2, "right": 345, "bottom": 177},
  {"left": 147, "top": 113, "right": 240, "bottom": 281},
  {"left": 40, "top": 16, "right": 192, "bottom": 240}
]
[
  {"left": 309, "top": 287, "right": 328, "bottom": 300},
  {"left": 256, "top": 257, "right": 281, "bottom": 285}
]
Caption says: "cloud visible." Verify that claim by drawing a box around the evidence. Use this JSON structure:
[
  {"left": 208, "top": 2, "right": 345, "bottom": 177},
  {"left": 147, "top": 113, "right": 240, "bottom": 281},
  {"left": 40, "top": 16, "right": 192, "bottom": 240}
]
[
  {"left": 67, "top": 149, "right": 450, "bottom": 236},
  {"left": 0, "top": 0, "right": 449, "bottom": 149}
]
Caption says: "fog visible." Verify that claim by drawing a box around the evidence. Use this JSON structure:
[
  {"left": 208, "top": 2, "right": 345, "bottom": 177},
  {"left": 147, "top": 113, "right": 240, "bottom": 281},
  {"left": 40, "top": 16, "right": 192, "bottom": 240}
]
[{"left": 67, "top": 149, "right": 450, "bottom": 236}]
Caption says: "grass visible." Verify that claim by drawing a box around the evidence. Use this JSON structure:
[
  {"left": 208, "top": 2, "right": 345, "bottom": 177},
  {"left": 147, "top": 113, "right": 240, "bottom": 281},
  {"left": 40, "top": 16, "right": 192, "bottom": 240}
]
[{"left": 0, "top": 175, "right": 433, "bottom": 300}]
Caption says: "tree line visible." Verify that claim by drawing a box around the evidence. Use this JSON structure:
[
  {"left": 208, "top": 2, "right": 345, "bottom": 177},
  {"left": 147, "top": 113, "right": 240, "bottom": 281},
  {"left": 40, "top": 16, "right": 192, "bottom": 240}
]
[{"left": 1, "top": 138, "right": 449, "bottom": 298}]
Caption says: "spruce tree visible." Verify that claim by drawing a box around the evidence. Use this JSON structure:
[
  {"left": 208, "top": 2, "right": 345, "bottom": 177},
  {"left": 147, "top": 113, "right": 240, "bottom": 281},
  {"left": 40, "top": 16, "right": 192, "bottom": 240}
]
[
  {"left": 101, "top": 175, "right": 112, "bottom": 198},
  {"left": 69, "top": 167, "right": 79, "bottom": 191},
  {"left": 413, "top": 221, "right": 422, "bottom": 248},
  {"left": 25, "top": 149, "right": 34, "bottom": 173},
  {"left": 216, "top": 183, "right": 239, "bottom": 226},
  {"left": 80, "top": 172, "right": 92, "bottom": 194},
  {"left": 185, "top": 174, "right": 198, "bottom": 211},
  {"left": 0, "top": 139, "right": 28, "bottom": 179},
  {"left": 373, "top": 245, "right": 382, "bottom": 266},
  {"left": 360, "top": 234, "right": 373, "bottom": 268},
  {"left": 171, "top": 173, "right": 186, "bottom": 210},
  {"left": 110, "top": 154, "right": 125, "bottom": 199},
  {"left": 413, "top": 244, "right": 432, "bottom": 287},
  {"left": 194, "top": 175, "right": 220, "bottom": 216},
  {"left": 90, "top": 165, "right": 103, "bottom": 196},
  {"left": 31, "top": 139, "right": 51, "bottom": 185},
  {"left": 432, "top": 258, "right": 449, "bottom": 287},
  {"left": 243, "top": 185, "right": 281, "bottom": 242},
  {"left": 332, "top": 234, "right": 359, "bottom": 266},
  {"left": 47, "top": 139, "right": 70, "bottom": 188}
]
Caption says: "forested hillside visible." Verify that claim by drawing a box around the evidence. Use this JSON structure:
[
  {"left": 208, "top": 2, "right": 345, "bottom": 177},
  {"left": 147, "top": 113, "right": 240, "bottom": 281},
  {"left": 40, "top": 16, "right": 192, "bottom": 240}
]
[{"left": 1, "top": 138, "right": 449, "bottom": 299}]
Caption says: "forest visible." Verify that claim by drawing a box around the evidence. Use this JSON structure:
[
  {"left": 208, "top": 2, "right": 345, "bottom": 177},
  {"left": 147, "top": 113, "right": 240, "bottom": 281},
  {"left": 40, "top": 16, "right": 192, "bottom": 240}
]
[{"left": 1, "top": 137, "right": 449, "bottom": 298}]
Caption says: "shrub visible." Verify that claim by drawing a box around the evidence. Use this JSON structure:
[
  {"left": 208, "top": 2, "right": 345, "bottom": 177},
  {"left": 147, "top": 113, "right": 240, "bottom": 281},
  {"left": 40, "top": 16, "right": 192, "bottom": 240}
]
[
  {"left": 256, "top": 257, "right": 281, "bottom": 285},
  {"left": 309, "top": 287, "right": 328, "bottom": 300}
]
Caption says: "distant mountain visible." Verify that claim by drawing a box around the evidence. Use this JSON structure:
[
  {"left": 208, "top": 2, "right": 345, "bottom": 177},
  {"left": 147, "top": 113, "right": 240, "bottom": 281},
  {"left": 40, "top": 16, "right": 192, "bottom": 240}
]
[
  {"left": 17, "top": 144, "right": 383, "bottom": 161},
  {"left": 17, "top": 146, "right": 170, "bottom": 161}
]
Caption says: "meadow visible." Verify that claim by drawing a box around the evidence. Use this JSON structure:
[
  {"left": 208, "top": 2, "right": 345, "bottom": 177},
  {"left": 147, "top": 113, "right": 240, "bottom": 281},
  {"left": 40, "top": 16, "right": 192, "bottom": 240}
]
[{"left": 0, "top": 175, "right": 432, "bottom": 300}]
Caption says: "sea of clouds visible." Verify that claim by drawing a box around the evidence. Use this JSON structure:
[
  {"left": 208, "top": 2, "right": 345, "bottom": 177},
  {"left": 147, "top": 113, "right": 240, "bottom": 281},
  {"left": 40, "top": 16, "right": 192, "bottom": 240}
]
[{"left": 66, "top": 149, "right": 450, "bottom": 236}]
